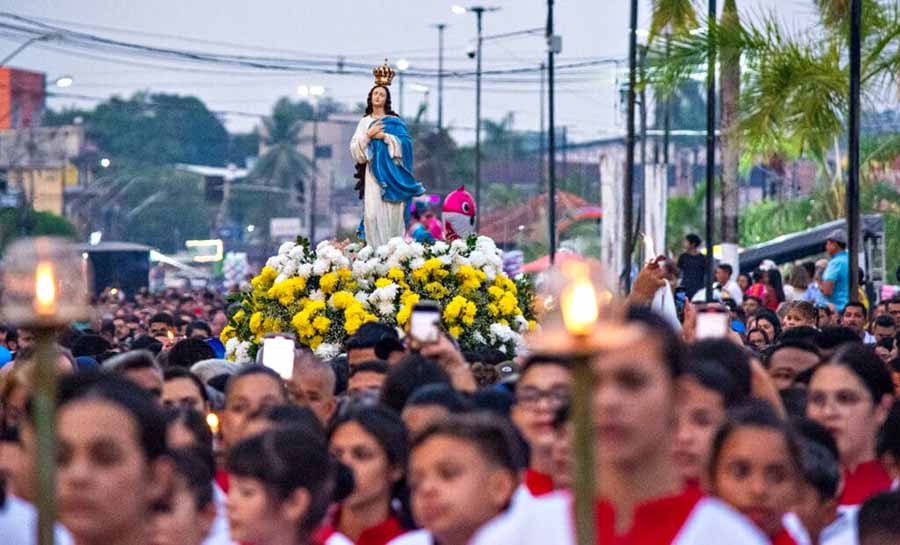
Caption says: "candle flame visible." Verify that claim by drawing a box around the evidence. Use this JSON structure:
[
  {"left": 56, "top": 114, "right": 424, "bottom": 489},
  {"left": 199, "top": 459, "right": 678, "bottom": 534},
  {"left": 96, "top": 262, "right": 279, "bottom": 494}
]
[
  {"left": 560, "top": 264, "right": 599, "bottom": 335},
  {"left": 206, "top": 412, "right": 220, "bottom": 435},
  {"left": 34, "top": 262, "right": 57, "bottom": 316}
]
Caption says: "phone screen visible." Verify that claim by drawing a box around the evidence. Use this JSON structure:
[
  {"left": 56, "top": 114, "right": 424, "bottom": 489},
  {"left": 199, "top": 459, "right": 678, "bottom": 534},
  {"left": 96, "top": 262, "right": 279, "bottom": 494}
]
[
  {"left": 409, "top": 304, "right": 441, "bottom": 344},
  {"left": 262, "top": 335, "right": 295, "bottom": 379},
  {"left": 696, "top": 311, "right": 730, "bottom": 339},
  {"left": 674, "top": 289, "right": 686, "bottom": 312}
]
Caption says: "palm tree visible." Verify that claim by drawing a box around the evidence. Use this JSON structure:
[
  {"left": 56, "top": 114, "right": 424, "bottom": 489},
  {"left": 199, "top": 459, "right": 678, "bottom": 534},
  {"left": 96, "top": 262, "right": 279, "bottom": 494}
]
[
  {"left": 649, "top": 0, "right": 900, "bottom": 230},
  {"left": 245, "top": 101, "right": 312, "bottom": 234},
  {"left": 648, "top": 0, "right": 742, "bottom": 246}
]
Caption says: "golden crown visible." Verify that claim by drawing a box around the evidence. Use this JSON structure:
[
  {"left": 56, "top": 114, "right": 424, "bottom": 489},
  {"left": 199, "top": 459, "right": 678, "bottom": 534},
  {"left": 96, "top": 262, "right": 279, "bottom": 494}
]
[{"left": 373, "top": 60, "right": 395, "bottom": 86}]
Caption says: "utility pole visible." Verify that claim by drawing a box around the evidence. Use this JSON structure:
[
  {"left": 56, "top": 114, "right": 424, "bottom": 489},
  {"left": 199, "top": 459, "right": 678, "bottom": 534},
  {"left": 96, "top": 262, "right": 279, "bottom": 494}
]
[
  {"left": 624, "top": 0, "right": 638, "bottom": 292},
  {"left": 455, "top": 5, "right": 499, "bottom": 231},
  {"left": 848, "top": 0, "right": 861, "bottom": 301},
  {"left": 547, "top": 0, "right": 558, "bottom": 264},
  {"left": 475, "top": 8, "right": 485, "bottom": 231},
  {"left": 638, "top": 44, "right": 648, "bottom": 264},
  {"left": 705, "top": 0, "right": 717, "bottom": 302},
  {"left": 310, "top": 104, "right": 319, "bottom": 245},
  {"left": 435, "top": 23, "right": 447, "bottom": 131},
  {"left": 540, "top": 62, "right": 546, "bottom": 190}
]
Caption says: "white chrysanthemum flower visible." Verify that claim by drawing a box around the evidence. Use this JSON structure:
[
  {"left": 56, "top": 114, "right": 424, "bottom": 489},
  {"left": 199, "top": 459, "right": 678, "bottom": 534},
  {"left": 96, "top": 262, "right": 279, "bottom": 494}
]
[
  {"left": 409, "top": 242, "right": 425, "bottom": 257},
  {"left": 468, "top": 251, "right": 487, "bottom": 269},
  {"left": 309, "top": 290, "right": 326, "bottom": 302},
  {"left": 280, "top": 260, "right": 298, "bottom": 278},
  {"left": 472, "top": 331, "right": 486, "bottom": 345},
  {"left": 431, "top": 241, "right": 449, "bottom": 255},
  {"left": 224, "top": 337, "right": 239, "bottom": 358},
  {"left": 315, "top": 343, "right": 341, "bottom": 360},
  {"left": 451, "top": 239, "right": 468, "bottom": 252},
  {"left": 279, "top": 242, "right": 295, "bottom": 256},
  {"left": 355, "top": 291, "right": 370, "bottom": 305},
  {"left": 266, "top": 255, "right": 283, "bottom": 271},
  {"left": 297, "top": 264, "right": 313, "bottom": 278},
  {"left": 409, "top": 257, "right": 425, "bottom": 271},
  {"left": 357, "top": 246, "right": 374, "bottom": 261},
  {"left": 234, "top": 341, "right": 253, "bottom": 365},
  {"left": 514, "top": 315, "right": 530, "bottom": 333},
  {"left": 312, "top": 260, "right": 330, "bottom": 276},
  {"left": 288, "top": 246, "right": 305, "bottom": 260},
  {"left": 377, "top": 302, "right": 395, "bottom": 317}
]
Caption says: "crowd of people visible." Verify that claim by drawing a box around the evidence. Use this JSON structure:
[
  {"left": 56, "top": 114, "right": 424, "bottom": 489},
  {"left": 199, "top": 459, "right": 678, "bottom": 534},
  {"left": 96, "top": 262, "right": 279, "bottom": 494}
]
[{"left": 2, "top": 230, "right": 900, "bottom": 545}]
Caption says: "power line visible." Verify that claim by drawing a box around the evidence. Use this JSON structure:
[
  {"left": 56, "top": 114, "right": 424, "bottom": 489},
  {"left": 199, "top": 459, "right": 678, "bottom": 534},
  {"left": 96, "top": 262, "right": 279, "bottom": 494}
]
[{"left": 0, "top": 13, "right": 623, "bottom": 82}]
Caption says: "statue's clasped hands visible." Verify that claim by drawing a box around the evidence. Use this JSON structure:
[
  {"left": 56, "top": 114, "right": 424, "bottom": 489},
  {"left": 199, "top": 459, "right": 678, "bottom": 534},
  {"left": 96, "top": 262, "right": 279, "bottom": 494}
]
[{"left": 367, "top": 121, "right": 386, "bottom": 141}]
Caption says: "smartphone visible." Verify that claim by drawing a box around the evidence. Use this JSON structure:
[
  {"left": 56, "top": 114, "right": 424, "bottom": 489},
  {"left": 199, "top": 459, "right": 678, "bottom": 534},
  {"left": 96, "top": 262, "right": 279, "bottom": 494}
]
[
  {"left": 674, "top": 287, "right": 687, "bottom": 314},
  {"left": 262, "top": 333, "right": 296, "bottom": 380},
  {"left": 696, "top": 304, "right": 730, "bottom": 339},
  {"left": 409, "top": 301, "right": 441, "bottom": 344}
]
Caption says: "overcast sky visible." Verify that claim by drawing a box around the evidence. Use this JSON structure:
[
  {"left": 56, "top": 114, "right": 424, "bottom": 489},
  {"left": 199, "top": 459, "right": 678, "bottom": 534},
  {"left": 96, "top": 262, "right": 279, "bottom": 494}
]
[{"left": 4, "top": 0, "right": 818, "bottom": 145}]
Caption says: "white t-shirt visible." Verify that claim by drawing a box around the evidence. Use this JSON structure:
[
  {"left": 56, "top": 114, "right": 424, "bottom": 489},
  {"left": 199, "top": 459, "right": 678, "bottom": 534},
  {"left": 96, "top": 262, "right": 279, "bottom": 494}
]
[
  {"left": 0, "top": 495, "right": 73, "bottom": 545},
  {"left": 387, "top": 529, "right": 432, "bottom": 545},
  {"left": 470, "top": 492, "right": 768, "bottom": 545},
  {"left": 202, "top": 484, "right": 233, "bottom": 545},
  {"left": 784, "top": 507, "right": 859, "bottom": 545}
]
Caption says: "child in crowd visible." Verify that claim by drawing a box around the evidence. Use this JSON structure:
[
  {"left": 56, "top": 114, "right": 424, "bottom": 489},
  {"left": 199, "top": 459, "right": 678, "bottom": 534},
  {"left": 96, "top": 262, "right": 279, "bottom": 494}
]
[
  {"left": 708, "top": 401, "right": 801, "bottom": 544},
  {"left": 783, "top": 302, "right": 819, "bottom": 331},
  {"left": 390, "top": 413, "right": 521, "bottom": 545},
  {"left": 226, "top": 427, "right": 337, "bottom": 545}
]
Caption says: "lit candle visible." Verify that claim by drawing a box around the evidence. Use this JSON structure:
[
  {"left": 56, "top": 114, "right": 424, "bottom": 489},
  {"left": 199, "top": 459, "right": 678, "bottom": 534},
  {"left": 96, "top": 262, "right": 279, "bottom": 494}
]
[
  {"left": 206, "top": 413, "right": 220, "bottom": 435},
  {"left": 34, "top": 262, "right": 57, "bottom": 317},
  {"left": 560, "top": 263, "right": 598, "bottom": 336}
]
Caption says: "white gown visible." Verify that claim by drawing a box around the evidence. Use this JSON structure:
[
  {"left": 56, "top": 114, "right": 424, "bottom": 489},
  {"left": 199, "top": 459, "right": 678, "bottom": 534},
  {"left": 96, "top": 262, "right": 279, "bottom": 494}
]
[{"left": 350, "top": 115, "right": 408, "bottom": 249}]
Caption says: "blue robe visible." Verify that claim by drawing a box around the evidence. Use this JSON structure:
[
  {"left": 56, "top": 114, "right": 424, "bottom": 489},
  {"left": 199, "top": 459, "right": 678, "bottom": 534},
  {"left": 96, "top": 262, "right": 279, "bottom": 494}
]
[{"left": 357, "top": 116, "right": 426, "bottom": 241}]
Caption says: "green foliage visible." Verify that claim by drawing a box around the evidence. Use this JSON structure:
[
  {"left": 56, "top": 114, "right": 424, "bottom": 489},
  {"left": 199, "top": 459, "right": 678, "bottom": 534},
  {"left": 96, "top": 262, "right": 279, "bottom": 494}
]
[
  {"left": 227, "top": 131, "right": 260, "bottom": 167},
  {"left": 649, "top": 0, "right": 698, "bottom": 41},
  {"left": 739, "top": 199, "right": 816, "bottom": 246},
  {"left": 46, "top": 92, "right": 230, "bottom": 166},
  {"left": 0, "top": 208, "right": 78, "bottom": 251},
  {"left": 70, "top": 161, "right": 213, "bottom": 253},
  {"left": 665, "top": 182, "right": 706, "bottom": 253},
  {"left": 250, "top": 99, "right": 312, "bottom": 205}
]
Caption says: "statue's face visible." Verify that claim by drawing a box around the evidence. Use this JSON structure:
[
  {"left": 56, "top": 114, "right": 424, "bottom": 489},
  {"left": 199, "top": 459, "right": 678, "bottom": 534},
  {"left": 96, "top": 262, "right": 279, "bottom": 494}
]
[{"left": 372, "top": 87, "right": 388, "bottom": 108}]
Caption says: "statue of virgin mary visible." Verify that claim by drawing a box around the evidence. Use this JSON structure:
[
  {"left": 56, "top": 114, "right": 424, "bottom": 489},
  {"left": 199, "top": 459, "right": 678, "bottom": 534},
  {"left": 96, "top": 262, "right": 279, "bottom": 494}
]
[{"left": 350, "top": 61, "right": 426, "bottom": 248}]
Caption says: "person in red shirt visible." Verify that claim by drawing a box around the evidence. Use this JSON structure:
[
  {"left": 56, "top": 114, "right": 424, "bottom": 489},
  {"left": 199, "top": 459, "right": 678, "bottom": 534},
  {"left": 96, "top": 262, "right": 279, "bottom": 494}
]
[
  {"left": 510, "top": 356, "right": 572, "bottom": 497},
  {"left": 390, "top": 413, "right": 521, "bottom": 545},
  {"left": 322, "top": 403, "right": 410, "bottom": 545},
  {"left": 707, "top": 400, "right": 802, "bottom": 544},
  {"left": 217, "top": 366, "right": 290, "bottom": 492},
  {"left": 471, "top": 308, "right": 767, "bottom": 545},
  {"left": 806, "top": 345, "right": 894, "bottom": 506},
  {"left": 226, "top": 426, "right": 337, "bottom": 545}
]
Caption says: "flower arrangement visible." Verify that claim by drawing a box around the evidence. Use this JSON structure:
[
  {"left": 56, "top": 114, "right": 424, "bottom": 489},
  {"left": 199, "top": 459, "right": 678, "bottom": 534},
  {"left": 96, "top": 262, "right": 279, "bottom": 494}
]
[{"left": 221, "top": 236, "right": 536, "bottom": 364}]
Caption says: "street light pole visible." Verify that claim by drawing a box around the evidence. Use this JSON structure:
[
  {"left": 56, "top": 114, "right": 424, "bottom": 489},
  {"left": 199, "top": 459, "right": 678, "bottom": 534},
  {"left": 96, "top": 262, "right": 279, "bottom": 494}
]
[
  {"left": 705, "top": 0, "right": 717, "bottom": 302},
  {"left": 624, "top": 0, "right": 638, "bottom": 293},
  {"left": 848, "top": 0, "right": 861, "bottom": 301},
  {"left": 454, "top": 4, "right": 499, "bottom": 231},
  {"left": 1, "top": 33, "right": 58, "bottom": 66},
  {"left": 298, "top": 85, "right": 325, "bottom": 244},
  {"left": 435, "top": 23, "right": 447, "bottom": 131},
  {"left": 547, "top": 0, "right": 558, "bottom": 264},
  {"left": 475, "top": 8, "right": 484, "bottom": 232}
]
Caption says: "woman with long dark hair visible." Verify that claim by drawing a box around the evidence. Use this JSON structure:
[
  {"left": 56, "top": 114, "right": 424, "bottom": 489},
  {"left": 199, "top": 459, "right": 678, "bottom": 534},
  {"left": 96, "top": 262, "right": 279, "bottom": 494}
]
[
  {"left": 350, "top": 65, "right": 426, "bottom": 248},
  {"left": 320, "top": 403, "right": 410, "bottom": 545}
]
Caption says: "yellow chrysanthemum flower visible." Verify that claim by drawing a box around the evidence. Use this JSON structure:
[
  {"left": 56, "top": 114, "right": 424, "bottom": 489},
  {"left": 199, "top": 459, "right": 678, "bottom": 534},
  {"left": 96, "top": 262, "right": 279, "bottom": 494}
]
[{"left": 319, "top": 272, "right": 339, "bottom": 294}]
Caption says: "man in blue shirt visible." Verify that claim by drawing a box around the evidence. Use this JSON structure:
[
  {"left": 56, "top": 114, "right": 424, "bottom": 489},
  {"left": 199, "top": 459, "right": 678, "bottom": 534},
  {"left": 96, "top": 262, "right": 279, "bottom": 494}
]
[{"left": 820, "top": 229, "right": 849, "bottom": 312}]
